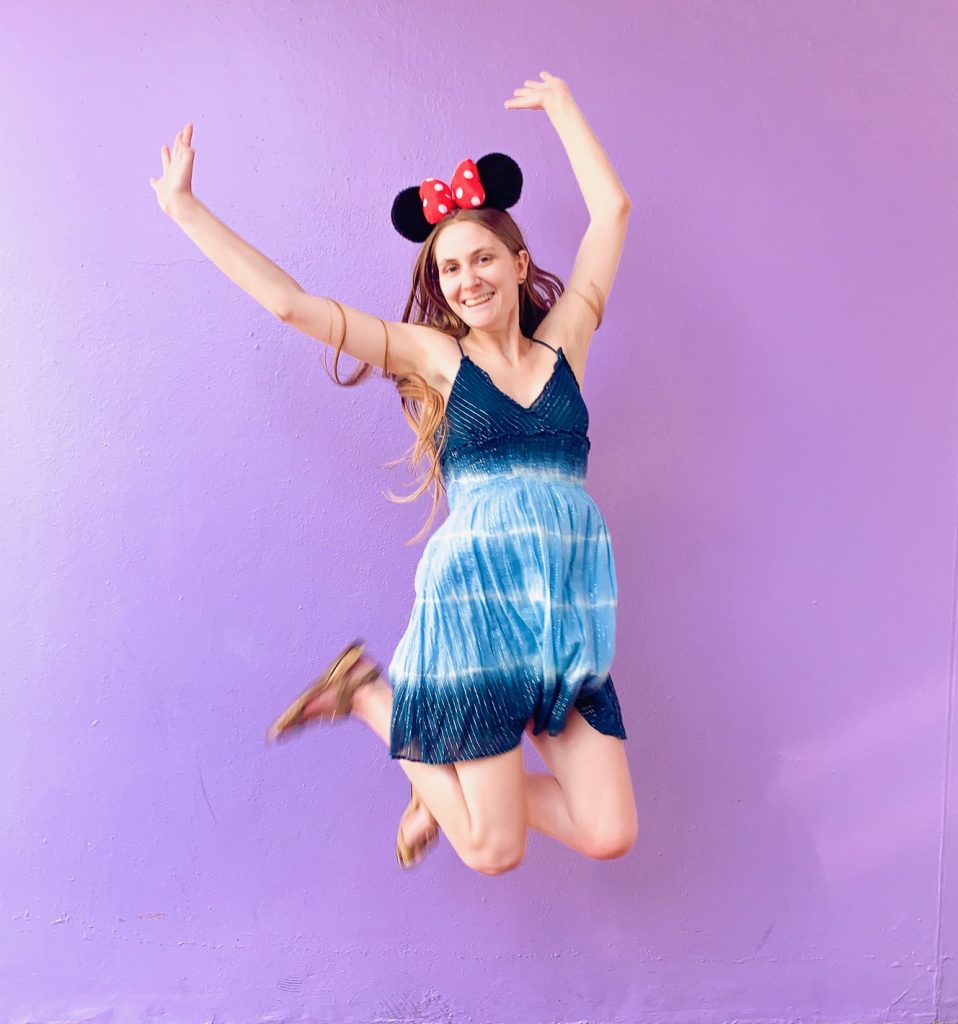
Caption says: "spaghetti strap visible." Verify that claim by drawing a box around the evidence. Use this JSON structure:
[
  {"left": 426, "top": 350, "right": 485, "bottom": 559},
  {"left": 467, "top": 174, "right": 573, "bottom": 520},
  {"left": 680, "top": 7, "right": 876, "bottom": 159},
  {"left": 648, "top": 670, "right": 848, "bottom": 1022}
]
[
  {"left": 455, "top": 337, "right": 466, "bottom": 357},
  {"left": 531, "top": 337, "right": 557, "bottom": 354}
]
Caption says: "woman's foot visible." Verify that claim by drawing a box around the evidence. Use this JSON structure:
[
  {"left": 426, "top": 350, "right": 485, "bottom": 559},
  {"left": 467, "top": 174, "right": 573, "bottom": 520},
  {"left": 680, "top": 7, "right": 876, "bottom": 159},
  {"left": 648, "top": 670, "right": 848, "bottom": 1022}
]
[
  {"left": 396, "top": 787, "right": 441, "bottom": 869},
  {"left": 266, "top": 641, "right": 380, "bottom": 743},
  {"left": 299, "top": 654, "right": 379, "bottom": 721}
]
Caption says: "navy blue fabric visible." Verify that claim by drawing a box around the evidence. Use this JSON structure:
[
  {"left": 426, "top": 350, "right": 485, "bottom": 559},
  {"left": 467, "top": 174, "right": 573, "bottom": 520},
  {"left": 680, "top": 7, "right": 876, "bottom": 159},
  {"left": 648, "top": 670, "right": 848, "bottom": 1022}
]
[{"left": 388, "top": 337, "right": 627, "bottom": 764}]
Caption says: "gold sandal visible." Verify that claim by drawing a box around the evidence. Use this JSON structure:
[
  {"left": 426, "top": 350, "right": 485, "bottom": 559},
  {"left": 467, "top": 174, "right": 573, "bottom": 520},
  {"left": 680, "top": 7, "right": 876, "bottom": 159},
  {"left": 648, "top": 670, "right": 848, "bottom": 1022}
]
[
  {"left": 266, "top": 639, "right": 380, "bottom": 743},
  {"left": 395, "top": 783, "right": 441, "bottom": 870}
]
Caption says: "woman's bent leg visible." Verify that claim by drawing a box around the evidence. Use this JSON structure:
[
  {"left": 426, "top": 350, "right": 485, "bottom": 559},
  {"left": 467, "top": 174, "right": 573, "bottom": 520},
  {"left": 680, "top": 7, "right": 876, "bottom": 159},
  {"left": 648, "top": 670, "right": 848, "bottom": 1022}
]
[
  {"left": 524, "top": 709, "right": 638, "bottom": 860},
  {"left": 346, "top": 657, "right": 633, "bottom": 868},
  {"left": 350, "top": 670, "right": 527, "bottom": 874}
]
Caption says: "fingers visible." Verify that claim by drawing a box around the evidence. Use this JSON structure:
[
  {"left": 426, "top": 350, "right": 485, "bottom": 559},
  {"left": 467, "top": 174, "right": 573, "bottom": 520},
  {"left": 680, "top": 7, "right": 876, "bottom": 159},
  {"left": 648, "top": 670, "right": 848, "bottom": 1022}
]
[
  {"left": 520, "top": 71, "right": 556, "bottom": 87},
  {"left": 504, "top": 86, "right": 538, "bottom": 109},
  {"left": 158, "top": 122, "right": 192, "bottom": 177},
  {"left": 506, "top": 73, "right": 562, "bottom": 109},
  {"left": 171, "top": 123, "right": 194, "bottom": 156},
  {"left": 154, "top": 124, "right": 192, "bottom": 193},
  {"left": 515, "top": 72, "right": 559, "bottom": 93}
]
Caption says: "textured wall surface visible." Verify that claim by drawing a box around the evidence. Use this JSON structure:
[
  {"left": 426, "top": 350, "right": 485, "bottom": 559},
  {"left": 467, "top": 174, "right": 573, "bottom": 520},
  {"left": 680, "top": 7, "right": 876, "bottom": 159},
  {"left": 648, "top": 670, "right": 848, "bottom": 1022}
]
[{"left": 2, "top": 1, "right": 956, "bottom": 1022}]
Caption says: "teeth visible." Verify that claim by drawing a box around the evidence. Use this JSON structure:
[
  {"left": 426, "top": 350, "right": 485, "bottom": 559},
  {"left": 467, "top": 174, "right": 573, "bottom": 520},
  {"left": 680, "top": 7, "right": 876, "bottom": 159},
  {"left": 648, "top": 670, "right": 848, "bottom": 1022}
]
[{"left": 464, "top": 294, "right": 493, "bottom": 307}]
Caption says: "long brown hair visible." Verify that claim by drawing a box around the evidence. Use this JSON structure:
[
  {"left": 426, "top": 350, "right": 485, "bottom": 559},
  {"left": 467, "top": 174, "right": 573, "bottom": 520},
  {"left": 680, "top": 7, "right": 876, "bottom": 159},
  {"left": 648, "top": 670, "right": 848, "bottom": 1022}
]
[{"left": 324, "top": 207, "right": 603, "bottom": 544}]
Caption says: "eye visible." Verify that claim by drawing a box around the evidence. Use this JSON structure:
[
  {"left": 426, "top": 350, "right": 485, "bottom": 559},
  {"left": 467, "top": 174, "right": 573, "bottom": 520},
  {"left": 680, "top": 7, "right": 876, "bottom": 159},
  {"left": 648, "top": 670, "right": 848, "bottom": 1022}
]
[{"left": 442, "top": 254, "right": 492, "bottom": 274}]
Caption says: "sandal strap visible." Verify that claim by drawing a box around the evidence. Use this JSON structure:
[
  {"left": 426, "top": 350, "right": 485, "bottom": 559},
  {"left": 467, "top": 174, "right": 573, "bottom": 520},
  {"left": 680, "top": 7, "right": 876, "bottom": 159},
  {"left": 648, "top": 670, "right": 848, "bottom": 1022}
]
[
  {"left": 266, "top": 639, "right": 367, "bottom": 741},
  {"left": 300, "top": 640, "right": 366, "bottom": 724},
  {"left": 334, "top": 662, "right": 382, "bottom": 718},
  {"left": 395, "top": 784, "right": 441, "bottom": 869}
]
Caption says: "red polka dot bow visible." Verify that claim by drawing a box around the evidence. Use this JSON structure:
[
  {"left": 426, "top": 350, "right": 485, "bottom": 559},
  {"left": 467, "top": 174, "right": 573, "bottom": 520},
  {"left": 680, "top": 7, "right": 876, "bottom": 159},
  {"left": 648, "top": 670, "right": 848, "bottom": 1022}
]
[{"left": 419, "top": 159, "right": 487, "bottom": 226}]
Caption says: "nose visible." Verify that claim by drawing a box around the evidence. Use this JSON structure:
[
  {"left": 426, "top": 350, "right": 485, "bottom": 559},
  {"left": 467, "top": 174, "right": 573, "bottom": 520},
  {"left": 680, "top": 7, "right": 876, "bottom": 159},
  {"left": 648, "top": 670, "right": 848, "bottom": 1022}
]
[{"left": 462, "top": 266, "right": 482, "bottom": 290}]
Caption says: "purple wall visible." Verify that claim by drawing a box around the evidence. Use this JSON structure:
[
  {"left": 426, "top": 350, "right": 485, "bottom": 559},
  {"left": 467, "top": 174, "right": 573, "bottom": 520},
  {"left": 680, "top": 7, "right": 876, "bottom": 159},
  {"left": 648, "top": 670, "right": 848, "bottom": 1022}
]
[{"left": 3, "top": 1, "right": 956, "bottom": 1021}]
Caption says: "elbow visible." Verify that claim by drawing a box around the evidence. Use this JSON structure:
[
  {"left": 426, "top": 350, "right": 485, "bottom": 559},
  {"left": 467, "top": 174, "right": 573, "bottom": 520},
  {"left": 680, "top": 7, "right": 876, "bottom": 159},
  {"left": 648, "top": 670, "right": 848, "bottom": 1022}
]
[
  {"left": 273, "top": 291, "right": 299, "bottom": 324},
  {"left": 592, "top": 195, "right": 632, "bottom": 222}
]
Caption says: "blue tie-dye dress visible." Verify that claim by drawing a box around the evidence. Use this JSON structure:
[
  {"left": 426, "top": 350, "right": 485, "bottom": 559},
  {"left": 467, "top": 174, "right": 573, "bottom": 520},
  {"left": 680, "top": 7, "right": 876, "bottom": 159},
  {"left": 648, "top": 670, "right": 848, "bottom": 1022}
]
[{"left": 388, "top": 336, "right": 627, "bottom": 764}]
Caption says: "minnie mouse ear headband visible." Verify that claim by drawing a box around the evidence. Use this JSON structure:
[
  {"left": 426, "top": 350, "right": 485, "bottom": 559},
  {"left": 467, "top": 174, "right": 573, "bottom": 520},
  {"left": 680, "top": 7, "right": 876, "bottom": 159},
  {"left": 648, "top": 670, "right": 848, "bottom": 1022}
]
[{"left": 390, "top": 152, "right": 523, "bottom": 243}]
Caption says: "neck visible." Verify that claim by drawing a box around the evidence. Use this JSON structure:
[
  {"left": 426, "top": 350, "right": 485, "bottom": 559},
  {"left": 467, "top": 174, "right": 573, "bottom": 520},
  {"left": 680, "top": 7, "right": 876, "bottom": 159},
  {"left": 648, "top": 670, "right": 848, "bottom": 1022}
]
[{"left": 463, "top": 318, "right": 530, "bottom": 365}]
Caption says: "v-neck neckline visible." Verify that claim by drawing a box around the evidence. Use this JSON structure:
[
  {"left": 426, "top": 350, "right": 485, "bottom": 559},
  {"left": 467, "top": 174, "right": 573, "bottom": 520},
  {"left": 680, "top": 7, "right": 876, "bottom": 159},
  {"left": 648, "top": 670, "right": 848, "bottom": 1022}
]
[{"left": 460, "top": 345, "right": 565, "bottom": 414}]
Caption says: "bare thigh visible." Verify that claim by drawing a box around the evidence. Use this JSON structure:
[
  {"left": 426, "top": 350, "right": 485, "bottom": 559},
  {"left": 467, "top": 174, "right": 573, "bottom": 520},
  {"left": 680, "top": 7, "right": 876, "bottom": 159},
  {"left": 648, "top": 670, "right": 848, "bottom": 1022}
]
[
  {"left": 526, "top": 708, "right": 638, "bottom": 845},
  {"left": 453, "top": 744, "right": 528, "bottom": 871}
]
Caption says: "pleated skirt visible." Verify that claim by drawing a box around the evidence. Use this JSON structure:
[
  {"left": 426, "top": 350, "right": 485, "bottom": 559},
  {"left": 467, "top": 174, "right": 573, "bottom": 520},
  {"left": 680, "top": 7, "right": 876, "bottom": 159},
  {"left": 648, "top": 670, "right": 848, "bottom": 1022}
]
[{"left": 388, "top": 467, "right": 627, "bottom": 764}]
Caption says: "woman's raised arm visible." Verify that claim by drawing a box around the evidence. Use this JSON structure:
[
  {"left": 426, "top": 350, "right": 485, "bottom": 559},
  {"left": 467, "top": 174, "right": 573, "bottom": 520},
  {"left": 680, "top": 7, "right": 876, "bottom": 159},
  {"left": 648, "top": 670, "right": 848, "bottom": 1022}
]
[
  {"left": 150, "top": 122, "right": 436, "bottom": 375},
  {"left": 505, "top": 74, "right": 631, "bottom": 352}
]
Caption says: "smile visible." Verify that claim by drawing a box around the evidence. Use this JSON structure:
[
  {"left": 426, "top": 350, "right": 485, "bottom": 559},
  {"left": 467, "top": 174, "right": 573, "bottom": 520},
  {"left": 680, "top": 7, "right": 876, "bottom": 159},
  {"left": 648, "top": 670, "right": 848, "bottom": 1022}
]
[{"left": 464, "top": 293, "right": 494, "bottom": 308}]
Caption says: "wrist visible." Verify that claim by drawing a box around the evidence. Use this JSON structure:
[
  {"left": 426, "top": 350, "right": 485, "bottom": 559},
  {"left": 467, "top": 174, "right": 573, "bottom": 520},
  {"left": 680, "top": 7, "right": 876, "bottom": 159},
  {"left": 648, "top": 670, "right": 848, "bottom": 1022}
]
[
  {"left": 545, "top": 92, "right": 581, "bottom": 124},
  {"left": 168, "top": 192, "right": 198, "bottom": 223}
]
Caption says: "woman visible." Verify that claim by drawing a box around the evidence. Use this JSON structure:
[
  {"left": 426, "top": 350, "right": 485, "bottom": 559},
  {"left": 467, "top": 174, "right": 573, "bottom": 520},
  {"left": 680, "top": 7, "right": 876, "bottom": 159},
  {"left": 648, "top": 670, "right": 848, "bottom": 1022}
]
[{"left": 150, "top": 71, "right": 637, "bottom": 874}]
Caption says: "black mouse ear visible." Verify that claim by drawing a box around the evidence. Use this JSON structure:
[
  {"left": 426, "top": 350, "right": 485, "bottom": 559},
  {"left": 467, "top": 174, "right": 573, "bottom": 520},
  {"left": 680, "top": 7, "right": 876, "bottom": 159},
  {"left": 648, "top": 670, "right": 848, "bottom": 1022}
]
[
  {"left": 476, "top": 153, "right": 523, "bottom": 211},
  {"left": 391, "top": 186, "right": 433, "bottom": 243}
]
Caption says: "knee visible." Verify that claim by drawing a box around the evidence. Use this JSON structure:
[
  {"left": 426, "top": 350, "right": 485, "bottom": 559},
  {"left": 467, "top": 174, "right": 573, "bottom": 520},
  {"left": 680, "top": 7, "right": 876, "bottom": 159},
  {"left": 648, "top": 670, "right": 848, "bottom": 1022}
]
[
  {"left": 580, "top": 819, "right": 639, "bottom": 861},
  {"left": 461, "top": 836, "right": 527, "bottom": 876},
  {"left": 468, "top": 850, "right": 526, "bottom": 876}
]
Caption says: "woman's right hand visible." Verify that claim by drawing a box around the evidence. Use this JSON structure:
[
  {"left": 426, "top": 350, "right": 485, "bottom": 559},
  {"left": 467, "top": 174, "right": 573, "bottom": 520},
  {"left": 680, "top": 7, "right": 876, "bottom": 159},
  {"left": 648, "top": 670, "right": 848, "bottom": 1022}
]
[{"left": 149, "top": 122, "right": 195, "bottom": 216}]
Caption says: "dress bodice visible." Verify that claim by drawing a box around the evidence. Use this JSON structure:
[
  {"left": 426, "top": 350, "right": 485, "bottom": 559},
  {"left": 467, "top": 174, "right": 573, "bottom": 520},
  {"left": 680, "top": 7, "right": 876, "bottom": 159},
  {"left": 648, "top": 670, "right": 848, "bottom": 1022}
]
[{"left": 435, "top": 338, "right": 591, "bottom": 490}]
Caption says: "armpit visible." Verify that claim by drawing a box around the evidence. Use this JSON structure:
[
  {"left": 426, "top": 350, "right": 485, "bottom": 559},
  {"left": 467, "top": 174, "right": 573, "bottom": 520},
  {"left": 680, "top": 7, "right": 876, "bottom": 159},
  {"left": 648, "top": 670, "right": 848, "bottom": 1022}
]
[{"left": 566, "top": 281, "right": 605, "bottom": 329}]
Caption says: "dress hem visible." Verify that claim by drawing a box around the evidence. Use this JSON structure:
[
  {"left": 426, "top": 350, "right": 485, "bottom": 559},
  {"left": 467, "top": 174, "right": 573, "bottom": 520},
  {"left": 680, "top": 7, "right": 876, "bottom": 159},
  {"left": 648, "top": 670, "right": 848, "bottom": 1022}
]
[{"left": 388, "top": 696, "right": 628, "bottom": 766}]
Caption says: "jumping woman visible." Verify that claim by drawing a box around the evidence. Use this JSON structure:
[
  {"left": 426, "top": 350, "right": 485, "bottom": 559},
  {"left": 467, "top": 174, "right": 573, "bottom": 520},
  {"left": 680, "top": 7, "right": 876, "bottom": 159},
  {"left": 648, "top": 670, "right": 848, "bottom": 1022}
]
[{"left": 150, "top": 71, "right": 638, "bottom": 874}]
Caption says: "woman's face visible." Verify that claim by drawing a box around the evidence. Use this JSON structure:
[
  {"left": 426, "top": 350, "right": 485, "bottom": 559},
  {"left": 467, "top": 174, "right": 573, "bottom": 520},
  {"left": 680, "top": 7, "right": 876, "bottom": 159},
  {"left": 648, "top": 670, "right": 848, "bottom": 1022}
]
[{"left": 433, "top": 219, "right": 529, "bottom": 330}]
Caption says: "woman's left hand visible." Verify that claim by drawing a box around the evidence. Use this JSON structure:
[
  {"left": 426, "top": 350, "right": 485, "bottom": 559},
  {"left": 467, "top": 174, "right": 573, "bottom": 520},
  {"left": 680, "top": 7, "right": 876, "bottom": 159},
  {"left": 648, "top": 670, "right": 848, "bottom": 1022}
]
[{"left": 504, "top": 71, "right": 574, "bottom": 116}]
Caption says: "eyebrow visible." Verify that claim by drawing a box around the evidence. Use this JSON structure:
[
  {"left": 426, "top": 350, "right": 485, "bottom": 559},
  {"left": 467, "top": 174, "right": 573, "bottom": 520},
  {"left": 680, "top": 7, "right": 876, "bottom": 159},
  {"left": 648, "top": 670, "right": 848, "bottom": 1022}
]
[{"left": 438, "top": 247, "right": 492, "bottom": 268}]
